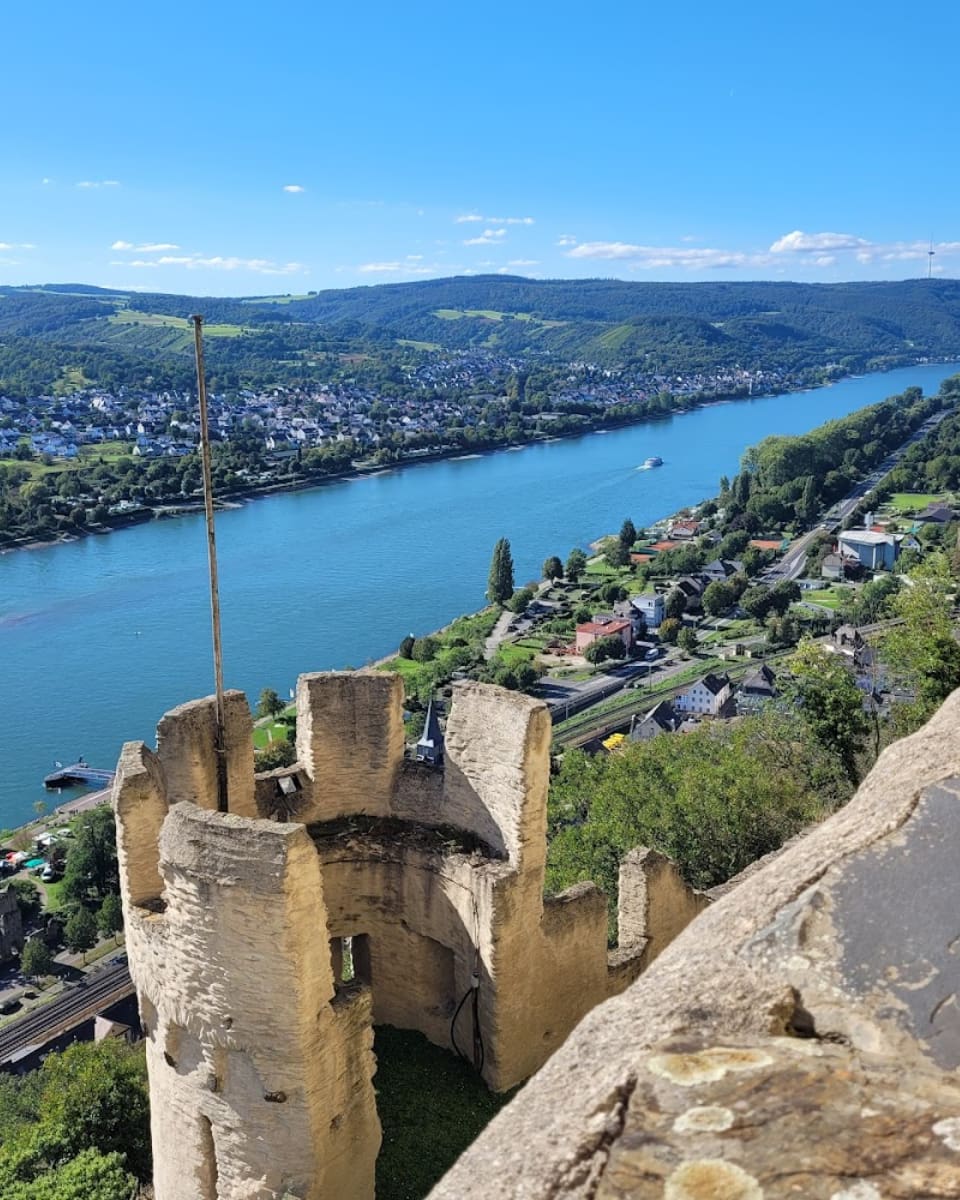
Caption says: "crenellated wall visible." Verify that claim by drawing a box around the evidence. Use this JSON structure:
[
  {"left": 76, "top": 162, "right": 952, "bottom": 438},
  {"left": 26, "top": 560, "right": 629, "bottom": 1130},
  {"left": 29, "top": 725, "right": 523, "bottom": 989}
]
[{"left": 115, "top": 672, "right": 708, "bottom": 1200}]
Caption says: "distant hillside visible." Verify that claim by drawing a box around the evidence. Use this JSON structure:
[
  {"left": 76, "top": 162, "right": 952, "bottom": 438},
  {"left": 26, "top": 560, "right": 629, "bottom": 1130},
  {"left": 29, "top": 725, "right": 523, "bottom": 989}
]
[{"left": 1, "top": 276, "right": 959, "bottom": 396}]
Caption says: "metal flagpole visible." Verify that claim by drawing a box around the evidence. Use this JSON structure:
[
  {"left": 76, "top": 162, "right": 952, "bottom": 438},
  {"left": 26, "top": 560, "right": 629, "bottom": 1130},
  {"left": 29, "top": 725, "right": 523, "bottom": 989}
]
[{"left": 191, "top": 315, "right": 229, "bottom": 813}]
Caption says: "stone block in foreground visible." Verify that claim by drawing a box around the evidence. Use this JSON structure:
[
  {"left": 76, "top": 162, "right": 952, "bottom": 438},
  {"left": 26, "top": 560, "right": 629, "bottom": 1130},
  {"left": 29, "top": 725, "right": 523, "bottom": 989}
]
[{"left": 430, "top": 689, "right": 960, "bottom": 1199}]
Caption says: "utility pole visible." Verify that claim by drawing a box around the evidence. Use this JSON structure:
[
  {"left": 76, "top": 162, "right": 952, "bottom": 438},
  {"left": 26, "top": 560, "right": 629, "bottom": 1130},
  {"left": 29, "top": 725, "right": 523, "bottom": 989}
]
[
  {"left": 191, "top": 315, "right": 229, "bottom": 813},
  {"left": 929, "top": 238, "right": 936, "bottom": 280}
]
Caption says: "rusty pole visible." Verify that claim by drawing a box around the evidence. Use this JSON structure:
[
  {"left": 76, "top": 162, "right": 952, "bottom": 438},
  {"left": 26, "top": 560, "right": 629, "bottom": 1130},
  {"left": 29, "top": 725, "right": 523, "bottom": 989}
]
[{"left": 191, "top": 315, "right": 229, "bottom": 813}]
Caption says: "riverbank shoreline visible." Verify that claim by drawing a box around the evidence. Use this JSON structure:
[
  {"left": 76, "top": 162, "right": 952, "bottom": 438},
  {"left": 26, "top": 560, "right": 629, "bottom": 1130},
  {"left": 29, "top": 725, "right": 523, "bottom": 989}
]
[{"left": 4, "top": 361, "right": 935, "bottom": 559}]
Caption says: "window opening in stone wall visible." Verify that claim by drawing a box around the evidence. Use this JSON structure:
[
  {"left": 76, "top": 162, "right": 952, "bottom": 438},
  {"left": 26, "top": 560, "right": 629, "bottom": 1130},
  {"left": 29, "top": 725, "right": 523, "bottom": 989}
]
[{"left": 198, "top": 1114, "right": 219, "bottom": 1200}]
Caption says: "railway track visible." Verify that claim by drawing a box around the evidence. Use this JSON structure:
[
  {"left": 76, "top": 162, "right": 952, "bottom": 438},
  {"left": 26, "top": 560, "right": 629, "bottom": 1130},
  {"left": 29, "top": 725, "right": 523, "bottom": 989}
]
[{"left": 0, "top": 962, "right": 134, "bottom": 1065}]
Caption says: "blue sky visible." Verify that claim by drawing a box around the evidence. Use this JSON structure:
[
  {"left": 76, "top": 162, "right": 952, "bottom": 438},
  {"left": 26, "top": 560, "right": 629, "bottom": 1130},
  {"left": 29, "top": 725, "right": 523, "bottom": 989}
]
[{"left": 2, "top": 0, "right": 957, "bottom": 296}]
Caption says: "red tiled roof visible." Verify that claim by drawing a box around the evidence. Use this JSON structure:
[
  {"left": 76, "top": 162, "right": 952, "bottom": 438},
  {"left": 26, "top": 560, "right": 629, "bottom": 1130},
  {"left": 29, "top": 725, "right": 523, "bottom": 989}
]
[
  {"left": 648, "top": 540, "right": 681, "bottom": 552},
  {"left": 576, "top": 619, "right": 631, "bottom": 635}
]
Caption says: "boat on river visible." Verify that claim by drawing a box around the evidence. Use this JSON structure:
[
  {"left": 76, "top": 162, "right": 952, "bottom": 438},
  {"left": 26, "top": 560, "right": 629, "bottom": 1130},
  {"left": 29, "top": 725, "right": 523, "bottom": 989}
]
[
  {"left": 640, "top": 456, "right": 663, "bottom": 469},
  {"left": 43, "top": 760, "right": 115, "bottom": 790}
]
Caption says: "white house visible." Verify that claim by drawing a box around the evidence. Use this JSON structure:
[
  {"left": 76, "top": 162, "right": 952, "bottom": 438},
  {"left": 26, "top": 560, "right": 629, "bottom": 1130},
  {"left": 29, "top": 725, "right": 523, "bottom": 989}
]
[
  {"left": 837, "top": 529, "right": 899, "bottom": 571},
  {"left": 674, "top": 672, "right": 732, "bottom": 716},
  {"left": 631, "top": 592, "right": 665, "bottom": 629}
]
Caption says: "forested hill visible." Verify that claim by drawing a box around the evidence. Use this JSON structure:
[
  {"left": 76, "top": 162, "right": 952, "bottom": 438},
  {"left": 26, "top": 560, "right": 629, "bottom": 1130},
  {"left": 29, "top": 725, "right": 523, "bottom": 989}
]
[{"left": 1, "top": 276, "right": 960, "bottom": 397}]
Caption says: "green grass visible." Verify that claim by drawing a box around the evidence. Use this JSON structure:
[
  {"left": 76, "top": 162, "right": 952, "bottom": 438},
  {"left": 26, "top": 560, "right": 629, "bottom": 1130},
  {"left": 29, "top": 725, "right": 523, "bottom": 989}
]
[
  {"left": 0, "top": 441, "right": 135, "bottom": 480},
  {"left": 41, "top": 879, "right": 67, "bottom": 912},
  {"left": 887, "top": 491, "right": 946, "bottom": 514},
  {"left": 109, "top": 308, "right": 248, "bottom": 337},
  {"left": 396, "top": 339, "right": 442, "bottom": 351},
  {"left": 495, "top": 643, "right": 536, "bottom": 667},
  {"left": 802, "top": 587, "right": 850, "bottom": 611},
  {"left": 374, "top": 1026, "right": 515, "bottom": 1200}
]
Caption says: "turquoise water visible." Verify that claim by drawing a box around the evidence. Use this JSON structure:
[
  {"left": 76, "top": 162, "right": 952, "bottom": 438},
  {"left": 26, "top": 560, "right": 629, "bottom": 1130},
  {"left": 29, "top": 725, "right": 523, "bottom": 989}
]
[{"left": 1, "top": 362, "right": 956, "bottom": 828}]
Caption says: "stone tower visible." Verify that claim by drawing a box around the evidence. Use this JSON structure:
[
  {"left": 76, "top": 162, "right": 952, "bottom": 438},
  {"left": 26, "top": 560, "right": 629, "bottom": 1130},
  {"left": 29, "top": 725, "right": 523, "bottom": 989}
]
[{"left": 115, "top": 673, "right": 707, "bottom": 1200}]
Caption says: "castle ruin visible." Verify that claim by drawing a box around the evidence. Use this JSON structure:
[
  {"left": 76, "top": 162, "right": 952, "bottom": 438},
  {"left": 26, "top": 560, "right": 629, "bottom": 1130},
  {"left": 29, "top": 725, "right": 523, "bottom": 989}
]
[{"left": 114, "top": 672, "right": 708, "bottom": 1200}]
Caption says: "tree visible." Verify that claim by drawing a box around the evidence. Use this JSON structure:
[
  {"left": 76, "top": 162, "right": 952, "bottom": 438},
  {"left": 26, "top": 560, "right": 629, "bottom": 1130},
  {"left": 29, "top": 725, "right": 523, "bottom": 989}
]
[
  {"left": 545, "top": 710, "right": 848, "bottom": 940},
  {"left": 768, "top": 579, "right": 801, "bottom": 616},
  {"left": 508, "top": 586, "right": 535, "bottom": 613},
  {"left": 618, "top": 518, "right": 637, "bottom": 551},
  {"left": 665, "top": 589, "right": 686, "bottom": 619},
  {"left": 62, "top": 808, "right": 118, "bottom": 903},
  {"left": 97, "top": 894, "right": 123, "bottom": 941},
  {"left": 410, "top": 635, "right": 438, "bottom": 662},
  {"left": 883, "top": 552, "right": 960, "bottom": 731},
  {"left": 398, "top": 634, "right": 415, "bottom": 659},
  {"left": 542, "top": 555, "right": 564, "bottom": 581},
  {"left": 64, "top": 907, "right": 98, "bottom": 961},
  {"left": 659, "top": 617, "right": 681, "bottom": 644},
  {"left": 796, "top": 474, "right": 818, "bottom": 524},
  {"left": 584, "top": 635, "right": 627, "bottom": 664},
  {"left": 20, "top": 938, "right": 53, "bottom": 981},
  {"left": 254, "top": 739, "right": 297, "bottom": 771},
  {"left": 256, "top": 688, "right": 285, "bottom": 720},
  {"left": 741, "top": 585, "right": 773, "bottom": 620},
  {"left": 677, "top": 627, "right": 698, "bottom": 655},
  {"left": 565, "top": 548, "right": 587, "bottom": 583},
  {"left": 786, "top": 641, "right": 868, "bottom": 783},
  {"left": 702, "top": 580, "right": 735, "bottom": 616},
  {"left": 601, "top": 537, "right": 629, "bottom": 568},
  {"left": 487, "top": 537, "right": 515, "bottom": 605},
  {"left": 0, "top": 1039, "right": 151, "bottom": 1194}
]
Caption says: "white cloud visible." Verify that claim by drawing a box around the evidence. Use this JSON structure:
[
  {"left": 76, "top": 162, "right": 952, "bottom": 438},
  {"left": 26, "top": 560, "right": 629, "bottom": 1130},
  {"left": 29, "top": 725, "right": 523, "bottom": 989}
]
[
  {"left": 456, "top": 214, "right": 533, "bottom": 225},
  {"left": 507, "top": 259, "right": 539, "bottom": 267},
  {"left": 111, "top": 252, "right": 305, "bottom": 275},
  {"left": 770, "top": 229, "right": 869, "bottom": 253},
  {"left": 0, "top": 242, "right": 35, "bottom": 251},
  {"left": 41, "top": 177, "right": 52, "bottom": 185},
  {"left": 556, "top": 234, "right": 577, "bottom": 247},
  {"left": 282, "top": 184, "right": 306, "bottom": 193},
  {"left": 567, "top": 241, "right": 770, "bottom": 270},
  {"left": 772, "top": 229, "right": 960, "bottom": 266},
  {"left": 76, "top": 179, "right": 120, "bottom": 189},
  {"left": 357, "top": 261, "right": 434, "bottom": 275},
  {"left": 463, "top": 228, "right": 507, "bottom": 246},
  {"left": 111, "top": 240, "right": 179, "bottom": 253}
]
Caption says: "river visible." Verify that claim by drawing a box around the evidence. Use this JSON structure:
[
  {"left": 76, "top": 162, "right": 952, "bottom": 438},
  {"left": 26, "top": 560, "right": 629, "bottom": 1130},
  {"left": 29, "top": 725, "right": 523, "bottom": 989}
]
[{"left": 1, "top": 361, "right": 956, "bottom": 829}]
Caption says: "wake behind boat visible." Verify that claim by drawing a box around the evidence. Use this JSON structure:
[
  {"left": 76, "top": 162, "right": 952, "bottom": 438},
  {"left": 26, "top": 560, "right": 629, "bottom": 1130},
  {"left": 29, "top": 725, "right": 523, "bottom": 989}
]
[{"left": 639, "top": 456, "right": 663, "bottom": 470}]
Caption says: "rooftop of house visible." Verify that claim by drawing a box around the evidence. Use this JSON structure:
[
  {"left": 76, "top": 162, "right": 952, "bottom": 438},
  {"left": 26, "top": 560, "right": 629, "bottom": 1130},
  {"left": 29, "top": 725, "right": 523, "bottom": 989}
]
[
  {"left": 695, "top": 672, "right": 731, "bottom": 695},
  {"left": 576, "top": 618, "right": 632, "bottom": 636},
  {"left": 838, "top": 529, "right": 896, "bottom": 545}
]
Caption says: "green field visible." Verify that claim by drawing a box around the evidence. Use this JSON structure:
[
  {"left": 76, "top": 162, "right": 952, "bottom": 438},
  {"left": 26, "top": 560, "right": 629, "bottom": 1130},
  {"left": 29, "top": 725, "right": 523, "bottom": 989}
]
[
  {"left": 887, "top": 491, "right": 947, "bottom": 514},
  {"left": 801, "top": 587, "right": 849, "bottom": 611},
  {"left": 432, "top": 308, "right": 565, "bottom": 329},
  {"left": 0, "top": 440, "right": 136, "bottom": 479},
  {"left": 110, "top": 308, "right": 247, "bottom": 338},
  {"left": 396, "top": 338, "right": 442, "bottom": 351}
]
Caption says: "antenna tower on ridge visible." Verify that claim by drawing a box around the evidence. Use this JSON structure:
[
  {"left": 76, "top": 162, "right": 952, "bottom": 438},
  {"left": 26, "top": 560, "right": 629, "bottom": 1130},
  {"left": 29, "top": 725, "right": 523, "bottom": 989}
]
[{"left": 928, "top": 237, "right": 936, "bottom": 279}]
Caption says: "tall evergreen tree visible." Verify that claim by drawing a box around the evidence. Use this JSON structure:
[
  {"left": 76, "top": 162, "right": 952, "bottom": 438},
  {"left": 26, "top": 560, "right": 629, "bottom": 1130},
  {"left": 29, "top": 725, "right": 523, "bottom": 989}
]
[
  {"left": 618, "top": 518, "right": 637, "bottom": 550},
  {"left": 487, "top": 537, "right": 515, "bottom": 605}
]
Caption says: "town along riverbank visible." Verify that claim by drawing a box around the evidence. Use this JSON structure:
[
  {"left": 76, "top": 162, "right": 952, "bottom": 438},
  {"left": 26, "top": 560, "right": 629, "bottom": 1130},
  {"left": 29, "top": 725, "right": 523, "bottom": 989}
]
[{"left": 2, "top": 361, "right": 958, "bottom": 829}]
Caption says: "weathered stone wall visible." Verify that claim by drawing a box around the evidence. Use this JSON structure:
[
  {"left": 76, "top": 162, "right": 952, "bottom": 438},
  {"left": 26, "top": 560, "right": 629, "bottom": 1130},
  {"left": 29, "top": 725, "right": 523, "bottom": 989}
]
[
  {"left": 0, "top": 887, "right": 23, "bottom": 961},
  {"left": 430, "top": 688, "right": 960, "bottom": 1200},
  {"left": 116, "top": 780, "right": 379, "bottom": 1200},
  {"left": 116, "top": 672, "right": 710, "bottom": 1197}
]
